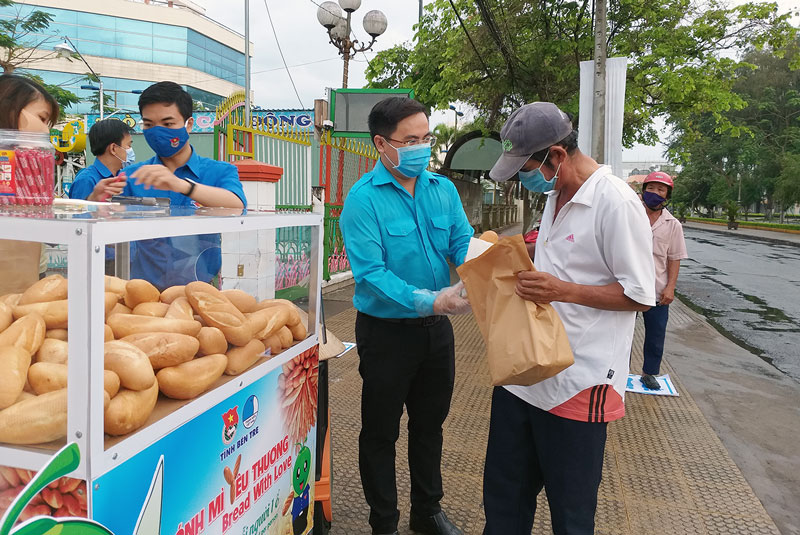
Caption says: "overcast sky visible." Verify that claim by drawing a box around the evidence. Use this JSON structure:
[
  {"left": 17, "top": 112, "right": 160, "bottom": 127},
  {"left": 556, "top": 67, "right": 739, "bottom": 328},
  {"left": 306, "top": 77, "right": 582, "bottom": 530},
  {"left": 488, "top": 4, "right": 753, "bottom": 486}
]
[{"left": 200, "top": 0, "right": 798, "bottom": 163}]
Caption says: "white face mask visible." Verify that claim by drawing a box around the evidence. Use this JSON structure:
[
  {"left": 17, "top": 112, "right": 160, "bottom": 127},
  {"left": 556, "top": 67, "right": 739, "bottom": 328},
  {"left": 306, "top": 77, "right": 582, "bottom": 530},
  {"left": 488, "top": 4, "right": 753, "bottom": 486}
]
[{"left": 124, "top": 146, "right": 136, "bottom": 167}]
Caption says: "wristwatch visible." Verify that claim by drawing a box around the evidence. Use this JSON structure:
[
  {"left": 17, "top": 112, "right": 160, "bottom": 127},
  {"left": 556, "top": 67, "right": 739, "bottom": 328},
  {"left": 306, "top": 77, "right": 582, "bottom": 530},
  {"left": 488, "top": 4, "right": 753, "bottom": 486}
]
[{"left": 182, "top": 178, "right": 198, "bottom": 197}]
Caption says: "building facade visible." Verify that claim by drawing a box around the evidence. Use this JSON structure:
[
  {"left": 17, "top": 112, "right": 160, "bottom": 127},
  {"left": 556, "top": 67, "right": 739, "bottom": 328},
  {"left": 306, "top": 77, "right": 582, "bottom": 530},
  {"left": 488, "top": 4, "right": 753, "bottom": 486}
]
[{"left": 1, "top": 0, "right": 247, "bottom": 113}]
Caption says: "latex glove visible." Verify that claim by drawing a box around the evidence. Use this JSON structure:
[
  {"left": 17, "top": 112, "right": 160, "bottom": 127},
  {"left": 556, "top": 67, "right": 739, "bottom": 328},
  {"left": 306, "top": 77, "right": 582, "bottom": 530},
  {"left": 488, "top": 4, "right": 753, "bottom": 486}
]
[
  {"left": 412, "top": 281, "right": 471, "bottom": 317},
  {"left": 434, "top": 281, "right": 471, "bottom": 315}
]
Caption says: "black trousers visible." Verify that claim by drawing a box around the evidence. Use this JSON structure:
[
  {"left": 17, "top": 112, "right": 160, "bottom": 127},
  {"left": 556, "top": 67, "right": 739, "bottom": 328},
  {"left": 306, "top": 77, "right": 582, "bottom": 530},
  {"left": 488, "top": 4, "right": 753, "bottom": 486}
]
[
  {"left": 355, "top": 312, "right": 456, "bottom": 533},
  {"left": 483, "top": 387, "right": 608, "bottom": 535}
]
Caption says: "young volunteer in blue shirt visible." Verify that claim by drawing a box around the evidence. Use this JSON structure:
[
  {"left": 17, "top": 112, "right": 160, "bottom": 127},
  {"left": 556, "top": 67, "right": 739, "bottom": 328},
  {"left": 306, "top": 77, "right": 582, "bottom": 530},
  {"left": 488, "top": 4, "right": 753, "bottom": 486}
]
[
  {"left": 69, "top": 118, "right": 134, "bottom": 202},
  {"left": 123, "top": 81, "right": 245, "bottom": 289},
  {"left": 339, "top": 97, "right": 473, "bottom": 535}
]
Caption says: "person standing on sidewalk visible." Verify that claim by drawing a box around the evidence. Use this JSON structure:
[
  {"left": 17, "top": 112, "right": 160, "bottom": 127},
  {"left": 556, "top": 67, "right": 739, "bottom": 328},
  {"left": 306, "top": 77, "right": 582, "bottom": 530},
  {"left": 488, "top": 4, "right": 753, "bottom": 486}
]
[
  {"left": 484, "top": 102, "right": 656, "bottom": 534},
  {"left": 639, "top": 171, "right": 689, "bottom": 390},
  {"left": 340, "top": 97, "right": 473, "bottom": 535}
]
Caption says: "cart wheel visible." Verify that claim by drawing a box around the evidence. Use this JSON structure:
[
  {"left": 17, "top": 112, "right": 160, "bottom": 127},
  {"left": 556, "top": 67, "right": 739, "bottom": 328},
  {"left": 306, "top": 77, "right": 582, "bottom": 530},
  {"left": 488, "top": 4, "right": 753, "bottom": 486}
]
[{"left": 313, "top": 505, "right": 331, "bottom": 534}]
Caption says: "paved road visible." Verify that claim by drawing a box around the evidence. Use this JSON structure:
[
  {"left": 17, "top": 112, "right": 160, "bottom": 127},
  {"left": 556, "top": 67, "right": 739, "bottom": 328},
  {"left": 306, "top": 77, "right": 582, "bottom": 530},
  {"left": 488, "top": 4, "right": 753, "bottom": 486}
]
[{"left": 679, "top": 227, "right": 800, "bottom": 382}]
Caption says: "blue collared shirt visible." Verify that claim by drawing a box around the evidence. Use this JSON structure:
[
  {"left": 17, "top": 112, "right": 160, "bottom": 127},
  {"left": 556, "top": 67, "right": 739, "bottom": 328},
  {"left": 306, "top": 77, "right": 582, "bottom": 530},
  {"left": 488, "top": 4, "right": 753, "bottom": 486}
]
[
  {"left": 70, "top": 159, "right": 119, "bottom": 260},
  {"left": 340, "top": 161, "right": 474, "bottom": 318},
  {"left": 122, "top": 147, "right": 246, "bottom": 290},
  {"left": 69, "top": 158, "right": 116, "bottom": 200}
]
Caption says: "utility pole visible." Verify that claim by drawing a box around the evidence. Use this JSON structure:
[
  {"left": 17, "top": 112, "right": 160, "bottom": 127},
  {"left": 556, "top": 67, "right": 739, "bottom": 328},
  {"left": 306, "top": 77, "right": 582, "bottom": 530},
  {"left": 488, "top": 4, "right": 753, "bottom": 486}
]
[
  {"left": 591, "top": 0, "right": 606, "bottom": 163},
  {"left": 244, "top": 0, "right": 251, "bottom": 126},
  {"left": 419, "top": 0, "right": 423, "bottom": 23}
]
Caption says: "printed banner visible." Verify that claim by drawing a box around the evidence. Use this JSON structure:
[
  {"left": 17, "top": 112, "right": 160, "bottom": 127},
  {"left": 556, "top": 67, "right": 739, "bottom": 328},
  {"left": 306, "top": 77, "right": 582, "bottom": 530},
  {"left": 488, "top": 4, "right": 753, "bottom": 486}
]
[
  {"left": 86, "top": 111, "right": 314, "bottom": 135},
  {"left": 625, "top": 374, "right": 680, "bottom": 396},
  {"left": 93, "top": 346, "right": 319, "bottom": 535}
]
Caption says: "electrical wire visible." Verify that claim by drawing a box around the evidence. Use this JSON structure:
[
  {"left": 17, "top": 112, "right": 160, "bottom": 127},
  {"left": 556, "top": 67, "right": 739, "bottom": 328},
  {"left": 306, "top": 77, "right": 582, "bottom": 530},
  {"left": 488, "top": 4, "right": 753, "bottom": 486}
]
[
  {"left": 448, "top": 0, "right": 493, "bottom": 79},
  {"left": 263, "top": 0, "right": 306, "bottom": 108}
]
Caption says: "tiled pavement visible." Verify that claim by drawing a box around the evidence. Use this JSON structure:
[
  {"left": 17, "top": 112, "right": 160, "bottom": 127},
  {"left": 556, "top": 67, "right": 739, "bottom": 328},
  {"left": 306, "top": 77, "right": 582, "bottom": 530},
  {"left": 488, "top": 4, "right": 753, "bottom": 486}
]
[{"left": 322, "top": 300, "right": 782, "bottom": 534}]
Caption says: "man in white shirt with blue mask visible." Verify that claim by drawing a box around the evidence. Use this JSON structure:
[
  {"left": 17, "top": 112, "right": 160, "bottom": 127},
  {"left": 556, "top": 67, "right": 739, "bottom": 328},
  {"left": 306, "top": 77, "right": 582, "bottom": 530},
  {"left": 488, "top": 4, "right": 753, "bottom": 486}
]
[{"left": 483, "top": 102, "right": 655, "bottom": 534}]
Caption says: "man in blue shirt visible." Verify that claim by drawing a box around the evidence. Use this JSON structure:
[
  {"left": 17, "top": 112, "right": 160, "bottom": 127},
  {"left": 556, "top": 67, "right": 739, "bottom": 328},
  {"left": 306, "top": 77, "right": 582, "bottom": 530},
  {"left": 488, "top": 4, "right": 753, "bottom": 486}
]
[
  {"left": 70, "top": 119, "right": 134, "bottom": 272},
  {"left": 340, "top": 97, "right": 473, "bottom": 535},
  {"left": 123, "top": 81, "right": 246, "bottom": 289},
  {"left": 70, "top": 118, "right": 132, "bottom": 202}
]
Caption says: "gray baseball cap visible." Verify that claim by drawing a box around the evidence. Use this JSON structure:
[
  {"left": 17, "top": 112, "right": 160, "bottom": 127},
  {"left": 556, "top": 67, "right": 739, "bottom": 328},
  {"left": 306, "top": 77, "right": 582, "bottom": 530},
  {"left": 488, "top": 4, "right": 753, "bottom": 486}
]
[{"left": 489, "top": 102, "right": 573, "bottom": 181}]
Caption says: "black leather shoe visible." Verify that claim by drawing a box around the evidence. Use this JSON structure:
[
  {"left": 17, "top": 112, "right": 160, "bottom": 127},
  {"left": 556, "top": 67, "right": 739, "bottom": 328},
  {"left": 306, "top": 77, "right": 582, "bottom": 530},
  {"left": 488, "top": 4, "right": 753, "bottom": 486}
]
[
  {"left": 409, "top": 511, "right": 463, "bottom": 535},
  {"left": 641, "top": 373, "right": 661, "bottom": 390}
]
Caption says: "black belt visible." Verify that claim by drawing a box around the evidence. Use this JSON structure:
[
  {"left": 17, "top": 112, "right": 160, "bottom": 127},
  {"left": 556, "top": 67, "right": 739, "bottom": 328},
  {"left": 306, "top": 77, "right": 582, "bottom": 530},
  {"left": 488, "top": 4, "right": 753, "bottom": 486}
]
[{"left": 363, "top": 313, "right": 445, "bottom": 327}]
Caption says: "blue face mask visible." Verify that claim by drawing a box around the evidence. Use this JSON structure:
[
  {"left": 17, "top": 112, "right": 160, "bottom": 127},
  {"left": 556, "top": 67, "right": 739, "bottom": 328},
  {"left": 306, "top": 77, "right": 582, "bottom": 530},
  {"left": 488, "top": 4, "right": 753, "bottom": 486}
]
[
  {"left": 143, "top": 120, "right": 190, "bottom": 158},
  {"left": 385, "top": 140, "right": 432, "bottom": 178},
  {"left": 518, "top": 151, "right": 561, "bottom": 193},
  {"left": 123, "top": 147, "right": 136, "bottom": 167},
  {"left": 642, "top": 191, "right": 666, "bottom": 210}
]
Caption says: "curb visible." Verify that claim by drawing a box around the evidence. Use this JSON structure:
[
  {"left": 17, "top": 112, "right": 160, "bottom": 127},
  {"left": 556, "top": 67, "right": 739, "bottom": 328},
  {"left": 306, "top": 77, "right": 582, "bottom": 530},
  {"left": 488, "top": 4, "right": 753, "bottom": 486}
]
[{"left": 684, "top": 223, "right": 800, "bottom": 248}]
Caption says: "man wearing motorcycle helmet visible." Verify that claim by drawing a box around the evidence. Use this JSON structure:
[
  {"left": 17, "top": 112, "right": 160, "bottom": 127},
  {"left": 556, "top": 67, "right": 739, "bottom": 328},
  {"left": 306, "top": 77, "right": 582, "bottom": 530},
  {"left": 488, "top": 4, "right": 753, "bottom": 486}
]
[{"left": 639, "top": 171, "right": 688, "bottom": 390}]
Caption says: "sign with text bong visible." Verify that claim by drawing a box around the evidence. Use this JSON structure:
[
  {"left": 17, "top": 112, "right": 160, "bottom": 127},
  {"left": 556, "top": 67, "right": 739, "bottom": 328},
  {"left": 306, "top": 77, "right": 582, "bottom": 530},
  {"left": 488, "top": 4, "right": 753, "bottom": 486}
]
[{"left": 85, "top": 110, "right": 314, "bottom": 135}]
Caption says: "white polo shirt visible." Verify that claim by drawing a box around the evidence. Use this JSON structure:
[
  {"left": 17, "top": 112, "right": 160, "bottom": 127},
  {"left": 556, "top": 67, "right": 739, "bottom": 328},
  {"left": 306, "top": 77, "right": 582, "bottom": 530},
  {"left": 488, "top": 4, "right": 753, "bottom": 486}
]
[{"left": 505, "top": 166, "right": 656, "bottom": 411}]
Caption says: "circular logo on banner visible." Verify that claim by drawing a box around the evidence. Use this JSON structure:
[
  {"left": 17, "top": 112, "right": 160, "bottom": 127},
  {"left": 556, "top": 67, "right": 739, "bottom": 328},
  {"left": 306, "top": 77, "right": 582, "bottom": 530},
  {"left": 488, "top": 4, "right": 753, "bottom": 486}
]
[{"left": 243, "top": 395, "right": 259, "bottom": 429}]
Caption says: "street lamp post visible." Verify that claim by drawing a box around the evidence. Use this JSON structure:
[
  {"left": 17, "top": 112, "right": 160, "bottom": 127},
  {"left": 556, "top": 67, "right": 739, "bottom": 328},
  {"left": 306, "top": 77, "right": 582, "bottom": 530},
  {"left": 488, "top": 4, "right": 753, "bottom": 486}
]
[
  {"left": 316, "top": 0, "right": 387, "bottom": 88},
  {"left": 55, "top": 36, "right": 105, "bottom": 119},
  {"left": 449, "top": 104, "right": 464, "bottom": 135}
]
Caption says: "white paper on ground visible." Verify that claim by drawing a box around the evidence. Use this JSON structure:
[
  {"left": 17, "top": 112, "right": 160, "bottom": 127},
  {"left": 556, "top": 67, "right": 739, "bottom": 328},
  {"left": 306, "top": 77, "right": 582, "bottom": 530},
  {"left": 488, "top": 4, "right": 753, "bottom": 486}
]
[
  {"left": 626, "top": 374, "right": 679, "bottom": 396},
  {"left": 464, "top": 237, "right": 494, "bottom": 262},
  {"left": 333, "top": 342, "right": 357, "bottom": 359}
]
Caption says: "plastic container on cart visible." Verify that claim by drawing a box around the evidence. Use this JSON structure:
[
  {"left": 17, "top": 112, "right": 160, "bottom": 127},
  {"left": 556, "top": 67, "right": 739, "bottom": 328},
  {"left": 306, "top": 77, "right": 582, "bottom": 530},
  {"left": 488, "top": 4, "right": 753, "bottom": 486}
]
[
  {"left": 0, "top": 204, "right": 323, "bottom": 533},
  {"left": 0, "top": 129, "right": 55, "bottom": 206}
]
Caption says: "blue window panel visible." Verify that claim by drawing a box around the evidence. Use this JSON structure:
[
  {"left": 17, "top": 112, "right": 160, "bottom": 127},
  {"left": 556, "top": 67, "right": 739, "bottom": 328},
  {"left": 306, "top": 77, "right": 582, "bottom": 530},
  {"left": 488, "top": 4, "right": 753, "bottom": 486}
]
[
  {"left": 75, "top": 41, "right": 107, "bottom": 57},
  {"left": 118, "top": 46, "right": 153, "bottom": 63},
  {"left": 187, "top": 44, "right": 205, "bottom": 61},
  {"left": 48, "top": 8, "right": 78, "bottom": 24},
  {"left": 152, "top": 50, "right": 187, "bottom": 66},
  {"left": 187, "top": 55, "right": 205, "bottom": 72},
  {"left": 153, "top": 23, "right": 186, "bottom": 39},
  {"left": 118, "top": 18, "right": 152, "bottom": 35},
  {"left": 116, "top": 31, "right": 153, "bottom": 48},
  {"left": 77, "top": 26, "right": 115, "bottom": 45},
  {"left": 187, "top": 30, "right": 205, "bottom": 47},
  {"left": 153, "top": 36, "right": 186, "bottom": 53},
  {"left": 77, "top": 12, "right": 111, "bottom": 28}
]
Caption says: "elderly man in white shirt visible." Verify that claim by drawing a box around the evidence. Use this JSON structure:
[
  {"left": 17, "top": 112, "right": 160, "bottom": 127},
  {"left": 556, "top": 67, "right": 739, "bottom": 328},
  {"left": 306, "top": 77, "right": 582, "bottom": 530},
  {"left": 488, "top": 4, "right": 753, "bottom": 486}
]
[{"left": 483, "top": 102, "right": 655, "bottom": 535}]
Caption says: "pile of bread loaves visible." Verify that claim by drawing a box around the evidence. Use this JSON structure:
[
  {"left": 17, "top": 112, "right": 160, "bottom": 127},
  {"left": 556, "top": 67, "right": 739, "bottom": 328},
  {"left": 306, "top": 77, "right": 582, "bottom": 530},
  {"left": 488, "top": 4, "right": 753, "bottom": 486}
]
[{"left": 0, "top": 275, "right": 308, "bottom": 444}]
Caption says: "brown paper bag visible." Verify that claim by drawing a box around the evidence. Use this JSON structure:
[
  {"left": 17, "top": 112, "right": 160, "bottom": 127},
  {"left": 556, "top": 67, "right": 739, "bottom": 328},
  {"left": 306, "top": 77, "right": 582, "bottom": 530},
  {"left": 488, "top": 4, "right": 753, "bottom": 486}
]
[{"left": 456, "top": 234, "right": 574, "bottom": 386}]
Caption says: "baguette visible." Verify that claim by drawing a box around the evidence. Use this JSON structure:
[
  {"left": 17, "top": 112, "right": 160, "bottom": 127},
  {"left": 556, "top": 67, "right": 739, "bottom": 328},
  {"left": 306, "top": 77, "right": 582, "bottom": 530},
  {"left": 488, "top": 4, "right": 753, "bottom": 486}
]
[
  {"left": 250, "top": 307, "right": 290, "bottom": 340},
  {"left": 255, "top": 300, "right": 302, "bottom": 327},
  {"left": 108, "top": 303, "right": 132, "bottom": 317},
  {"left": 104, "top": 369, "right": 120, "bottom": 398},
  {"left": 104, "top": 380, "right": 159, "bottom": 436},
  {"left": 124, "top": 279, "right": 160, "bottom": 309},
  {"left": 164, "top": 297, "right": 194, "bottom": 320},
  {"left": 18, "top": 275, "right": 67, "bottom": 305},
  {"left": 277, "top": 326, "right": 293, "bottom": 349},
  {"left": 120, "top": 332, "right": 199, "bottom": 370},
  {"left": 0, "top": 346, "right": 31, "bottom": 409},
  {"left": 196, "top": 326, "right": 228, "bottom": 357},
  {"left": 104, "top": 292, "right": 120, "bottom": 318},
  {"left": 45, "top": 329, "right": 68, "bottom": 341},
  {"left": 104, "top": 324, "right": 114, "bottom": 341},
  {"left": 225, "top": 339, "right": 265, "bottom": 375},
  {"left": 28, "top": 362, "right": 68, "bottom": 395},
  {"left": 264, "top": 334, "right": 281, "bottom": 356},
  {"left": 185, "top": 282, "right": 252, "bottom": 346},
  {"left": 103, "top": 341, "right": 156, "bottom": 391},
  {"left": 157, "top": 354, "right": 227, "bottom": 399},
  {"left": 105, "top": 275, "right": 127, "bottom": 295},
  {"left": 0, "top": 294, "right": 21, "bottom": 307},
  {"left": 13, "top": 300, "right": 68, "bottom": 330},
  {"left": 107, "top": 314, "right": 202, "bottom": 338},
  {"left": 289, "top": 320, "right": 308, "bottom": 341},
  {"left": 34, "top": 338, "right": 68, "bottom": 364},
  {"left": 0, "top": 389, "right": 67, "bottom": 444},
  {"left": 0, "top": 302, "right": 12, "bottom": 333},
  {"left": 132, "top": 302, "right": 170, "bottom": 318},
  {"left": 221, "top": 289, "right": 258, "bottom": 313},
  {"left": 159, "top": 285, "right": 186, "bottom": 304},
  {"left": 0, "top": 313, "right": 46, "bottom": 355}
]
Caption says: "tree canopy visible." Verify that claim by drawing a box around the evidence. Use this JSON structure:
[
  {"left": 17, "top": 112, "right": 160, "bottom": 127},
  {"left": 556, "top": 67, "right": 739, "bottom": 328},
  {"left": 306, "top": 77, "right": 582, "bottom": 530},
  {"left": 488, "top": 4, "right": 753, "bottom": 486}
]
[{"left": 366, "top": 0, "right": 798, "bottom": 146}]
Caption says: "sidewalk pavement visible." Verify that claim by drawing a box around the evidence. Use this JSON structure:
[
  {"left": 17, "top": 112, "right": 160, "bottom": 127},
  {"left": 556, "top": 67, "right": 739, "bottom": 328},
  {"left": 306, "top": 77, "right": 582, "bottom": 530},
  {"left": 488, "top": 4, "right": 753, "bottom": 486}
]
[
  {"left": 322, "top": 288, "right": 787, "bottom": 534},
  {"left": 683, "top": 220, "right": 800, "bottom": 246}
]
